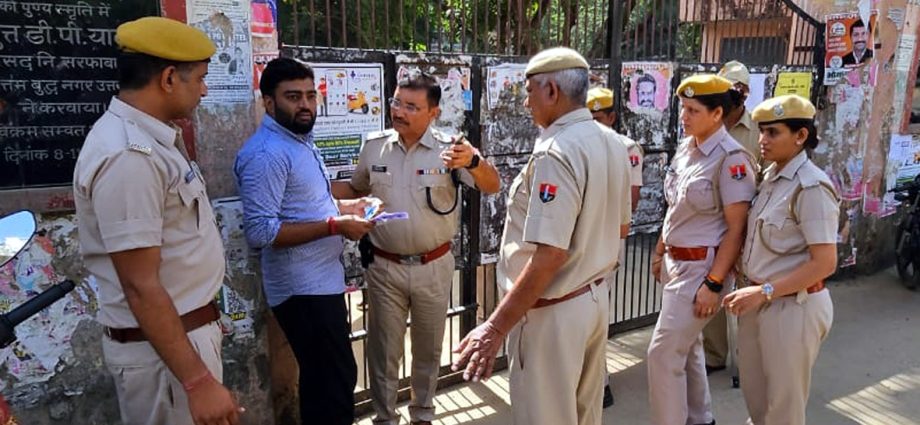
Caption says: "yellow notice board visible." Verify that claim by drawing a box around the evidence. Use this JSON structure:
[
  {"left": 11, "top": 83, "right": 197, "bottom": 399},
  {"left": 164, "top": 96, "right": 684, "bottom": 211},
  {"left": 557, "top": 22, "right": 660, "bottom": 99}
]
[{"left": 774, "top": 72, "right": 813, "bottom": 97}]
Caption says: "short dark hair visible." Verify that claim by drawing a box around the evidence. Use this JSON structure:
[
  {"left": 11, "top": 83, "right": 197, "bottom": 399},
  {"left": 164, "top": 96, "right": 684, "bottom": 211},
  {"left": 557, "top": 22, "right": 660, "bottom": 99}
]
[
  {"left": 637, "top": 73, "right": 656, "bottom": 88},
  {"left": 850, "top": 19, "right": 866, "bottom": 33},
  {"left": 117, "top": 53, "right": 203, "bottom": 91},
  {"left": 397, "top": 70, "right": 441, "bottom": 108},
  {"left": 259, "top": 57, "right": 315, "bottom": 97},
  {"left": 781, "top": 118, "right": 820, "bottom": 150}
]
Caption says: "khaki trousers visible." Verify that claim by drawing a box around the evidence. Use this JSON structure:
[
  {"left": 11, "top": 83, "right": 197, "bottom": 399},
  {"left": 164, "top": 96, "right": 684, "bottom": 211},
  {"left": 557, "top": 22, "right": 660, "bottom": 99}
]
[
  {"left": 648, "top": 249, "right": 727, "bottom": 425},
  {"left": 367, "top": 253, "right": 454, "bottom": 425},
  {"left": 702, "top": 309, "right": 729, "bottom": 367},
  {"left": 102, "top": 321, "right": 223, "bottom": 425},
  {"left": 508, "top": 279, "right": 609, "bottom": 425},
  {"left": 738, "top": 289, "right": 833, "bottom": 425},
  {"left": 604, "top": 239, "right": 626, "bottom": 387}
]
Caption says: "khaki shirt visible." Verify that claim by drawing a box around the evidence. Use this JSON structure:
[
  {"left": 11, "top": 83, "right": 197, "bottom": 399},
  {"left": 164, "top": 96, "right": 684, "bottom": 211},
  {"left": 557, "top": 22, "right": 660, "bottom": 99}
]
[
  {"left": 497, "top": 109, "right": 631, "bottom": 298},
  {"left": 351, "top": 126, "right": 475, "bottom": 255},
  {"left": 663, "top": 126, "right": 757, "bottom": 247},
  {"left": 742, "top": 151, "right": 839, "bottom": 283},
  {"left": 729, "top": 109, "right": 761, "bottom": 165},
  {"left": 74, "top": 97, "right": 225, "bottom": 328},
  {"left": 621, "top": 135, "right": 644, "bottom": 187}
]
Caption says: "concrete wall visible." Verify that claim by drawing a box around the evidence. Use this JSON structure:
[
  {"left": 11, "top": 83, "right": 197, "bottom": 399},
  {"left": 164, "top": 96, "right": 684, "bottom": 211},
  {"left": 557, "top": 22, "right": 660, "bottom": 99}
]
[
  {"left": 0, "top": 1, "right": 274, "bottom": 422},
  {"left": 811, "top": 0, "right": 918, "bottom": 273}
]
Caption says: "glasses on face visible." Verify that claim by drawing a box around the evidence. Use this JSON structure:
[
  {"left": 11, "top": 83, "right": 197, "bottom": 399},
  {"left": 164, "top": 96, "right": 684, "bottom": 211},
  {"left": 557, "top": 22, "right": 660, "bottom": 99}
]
[{"left": 388, "top": 97, "right": 423, "bottom": 114}]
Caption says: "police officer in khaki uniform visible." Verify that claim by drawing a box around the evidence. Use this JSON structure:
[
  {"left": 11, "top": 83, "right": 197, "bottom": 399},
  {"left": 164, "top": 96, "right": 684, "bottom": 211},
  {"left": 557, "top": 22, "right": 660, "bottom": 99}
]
[
  {"left": 586, "top": 87, "right": 642, "bottom": 407},
  {"left": 334, "top": 71, "right": 500, "bottom": 425},
  {"left": 452, "top": 47, "right": 632, "bottom": 425},
  {"left": 648, "top": 75, "right": 756, "bottom": 425},
  {"left": 702, "top": 60, "right": 760, "bottom": 374},
  {"left": 719, "top": 61, "right": 761, "bottom": 165},
  {"left": 724, "top": 95, "right": 837, "bottom": 425},
  {"left": 73, "top": 17, "right": 241, "bottom": 425}
]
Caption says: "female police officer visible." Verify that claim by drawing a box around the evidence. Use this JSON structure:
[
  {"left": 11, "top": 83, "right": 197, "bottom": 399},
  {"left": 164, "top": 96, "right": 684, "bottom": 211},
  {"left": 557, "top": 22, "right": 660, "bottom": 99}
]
[
  {"left": 723, "top": 95, "right": 837, "bottom": 425},
  {"left": 648, "top": 74, "right": 756, "bottom": 425}
]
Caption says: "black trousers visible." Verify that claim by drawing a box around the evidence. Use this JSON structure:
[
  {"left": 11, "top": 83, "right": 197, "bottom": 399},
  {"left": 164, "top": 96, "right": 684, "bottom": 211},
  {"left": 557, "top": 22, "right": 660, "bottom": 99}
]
[{"left": 273, "top": 294, "right": 357, "bottom": 425}]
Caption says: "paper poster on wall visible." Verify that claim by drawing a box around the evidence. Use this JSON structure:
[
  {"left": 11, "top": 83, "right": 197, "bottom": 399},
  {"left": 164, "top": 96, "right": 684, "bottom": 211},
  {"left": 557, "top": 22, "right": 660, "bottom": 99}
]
[
  {"left": 621, "top": 62, "right": 673, "bottom": 147},
  {"left": 774, "top": 72, "right": 813, "bottom": 97},
  {"left": 824, "top": 10, "right": 878, "bottom": 85},
  {"left": 894, "top": 35, "right": 917, "bottom": 132},
  {"left": 486, "top": 64, "right": 527, "bottom": 109},
  {"left": 187, "top": 0, "right": 253, "bottom": 104},
  {"left": 397, "top": 64, "right": 472, "bottom": 134},
  {"left": 894, "top": 135, "right": 920, "bottom": 184},
  {"left": 745, "top": 73, "right": 767, "bottom": 112},
  {"left": 310, "top": 63, "right": 385, "bottom": 180},
  {"left": 867, "top": 134, "right": 914, "bottom": 217},
  {"left": 623, "top": 62, "right": 672, "bottom": 113}
]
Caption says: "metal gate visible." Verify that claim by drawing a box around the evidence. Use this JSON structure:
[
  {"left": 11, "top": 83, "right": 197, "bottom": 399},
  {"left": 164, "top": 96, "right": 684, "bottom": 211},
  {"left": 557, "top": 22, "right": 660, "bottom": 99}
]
[{"left": 277, "top": 0, "right": 825, "bottom": 414}]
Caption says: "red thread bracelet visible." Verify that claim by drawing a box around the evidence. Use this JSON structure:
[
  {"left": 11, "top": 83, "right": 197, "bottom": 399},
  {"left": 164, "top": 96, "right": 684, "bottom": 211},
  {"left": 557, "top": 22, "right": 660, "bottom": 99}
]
[
  {"left": 327, "top": 216, "right": 338, "bottom": 235},
  {"left": 182, "top": 370, "right": 213, "bottom": 393}
]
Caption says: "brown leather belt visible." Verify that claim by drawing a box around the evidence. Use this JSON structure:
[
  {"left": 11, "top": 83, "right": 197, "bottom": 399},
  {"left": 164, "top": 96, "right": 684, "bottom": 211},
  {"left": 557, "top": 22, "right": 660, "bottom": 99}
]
[
  {"left": 104, "top": 302, "right": 220, "bottom": 343},
  {"left": 533, "top": 278, "right": 604, "bottom": 309},
  {"left": 665, "top": 245, "right": 715, "bottom": 261},
  {"left": 373, "top": 242, "right": 452, "bottom": 265},
  {"left": 752, "top": 280, "right": 826, "bottom": 296}
]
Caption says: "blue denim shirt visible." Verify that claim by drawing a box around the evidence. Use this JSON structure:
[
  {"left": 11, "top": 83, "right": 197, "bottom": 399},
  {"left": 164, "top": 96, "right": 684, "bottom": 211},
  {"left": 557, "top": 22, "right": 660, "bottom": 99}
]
[{"left": 234, "top": 115, "right": 345, "bottom": 307}]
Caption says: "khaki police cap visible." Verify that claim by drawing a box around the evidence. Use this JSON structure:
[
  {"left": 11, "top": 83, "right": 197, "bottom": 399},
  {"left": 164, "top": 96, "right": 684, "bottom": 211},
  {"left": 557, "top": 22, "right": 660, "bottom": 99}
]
[
  {"left": 525, "top": 47, "right": 589, "bottom": 77},
  {"left": 752, "top": 95, "right": 816, "bottom": 123},
  {"left": 116, "top": 17, "right": 216, "bottom": 62},
  {"left": 718, "top": 60, "right": 750, "bottom": 86},
  {"left": 676, "top": 74, "right": 733, "bottom": 98},
  {"left": 586, "top": 87, "right": 614, "bottom": 111}
]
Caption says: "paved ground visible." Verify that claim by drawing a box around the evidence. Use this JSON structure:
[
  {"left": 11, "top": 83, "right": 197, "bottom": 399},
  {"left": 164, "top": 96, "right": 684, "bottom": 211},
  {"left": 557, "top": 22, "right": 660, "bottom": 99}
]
[{"left": 358, "top": 267, "right": 920, "bottom": 425}]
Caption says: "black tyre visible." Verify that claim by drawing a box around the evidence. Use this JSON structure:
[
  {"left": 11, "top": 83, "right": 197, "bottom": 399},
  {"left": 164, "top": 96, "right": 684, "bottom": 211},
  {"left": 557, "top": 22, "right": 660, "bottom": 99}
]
[{"left": 361, "top": 104, "right": 369, "bottom": 114}]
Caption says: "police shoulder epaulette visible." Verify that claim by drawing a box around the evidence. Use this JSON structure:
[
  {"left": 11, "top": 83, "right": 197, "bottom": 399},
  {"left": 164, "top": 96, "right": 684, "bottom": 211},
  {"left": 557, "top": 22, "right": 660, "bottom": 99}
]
[
  {"left": 123, "top": 119, "right": 153, "bottom": 156},
  {"left": 788, "top": 162, "right": 840, "bottom": 224},
  {"left": 366, "top": 128, "right": 397, "bottom": 142}
]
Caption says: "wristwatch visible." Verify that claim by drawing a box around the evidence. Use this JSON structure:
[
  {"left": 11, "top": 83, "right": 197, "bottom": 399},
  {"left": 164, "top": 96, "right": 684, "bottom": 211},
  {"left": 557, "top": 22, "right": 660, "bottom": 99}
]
[
  {"left": 702, "top": 275, "right": 723, "bottom": 293},
  {"left": 465, "top": 152, "right": 481, "bottom": 169},
  {"left": 761, "top": 282, "right": 775, "bottom": 301}
]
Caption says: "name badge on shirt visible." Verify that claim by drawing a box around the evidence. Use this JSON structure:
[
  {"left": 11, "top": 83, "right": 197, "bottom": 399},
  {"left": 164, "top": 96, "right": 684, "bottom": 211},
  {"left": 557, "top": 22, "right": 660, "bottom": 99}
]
[
  {"left": 372, "top": 165, "right": 388, "bottom": 172},
  {"left": 185, "top": 161, "right": 203, "bottom": 183}
]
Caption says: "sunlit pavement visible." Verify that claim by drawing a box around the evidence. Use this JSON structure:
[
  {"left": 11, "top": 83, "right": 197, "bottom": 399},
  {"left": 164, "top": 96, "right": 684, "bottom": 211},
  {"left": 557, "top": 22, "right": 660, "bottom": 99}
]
[{"left": 357, "top": 267, "right": 920, "bottom": 424}]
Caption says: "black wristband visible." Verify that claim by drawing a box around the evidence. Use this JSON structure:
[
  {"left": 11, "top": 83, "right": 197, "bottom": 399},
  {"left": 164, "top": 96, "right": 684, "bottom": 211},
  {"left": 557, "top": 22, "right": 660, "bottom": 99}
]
[
  {"left": 465, "top": 153, "right": 481, "bottom": 169},
  {"left": 703, "top": 276, "right": 723, "bottom": 293}
]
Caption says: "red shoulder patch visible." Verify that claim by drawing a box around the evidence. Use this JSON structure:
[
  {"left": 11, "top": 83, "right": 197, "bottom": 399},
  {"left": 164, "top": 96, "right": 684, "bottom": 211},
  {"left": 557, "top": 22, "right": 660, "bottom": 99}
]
[
  {"left": 729, "top": 164, "right": 747, "bottom": 180},
  {"left": 538, "top": 183, "right": 557, "bottom": 203}
]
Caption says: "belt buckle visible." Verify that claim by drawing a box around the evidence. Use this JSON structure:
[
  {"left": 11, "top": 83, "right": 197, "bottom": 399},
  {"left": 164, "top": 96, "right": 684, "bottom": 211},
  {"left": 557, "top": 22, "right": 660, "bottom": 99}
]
[{"left": 400, "top": 255, "right": 422, "bottom": 265}]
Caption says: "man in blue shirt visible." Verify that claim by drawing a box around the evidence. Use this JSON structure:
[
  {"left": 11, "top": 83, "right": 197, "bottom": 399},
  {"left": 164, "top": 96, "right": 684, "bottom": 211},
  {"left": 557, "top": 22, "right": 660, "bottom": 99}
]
[{"left": 234, "top": 58, "right": 374, "bottom": 425}]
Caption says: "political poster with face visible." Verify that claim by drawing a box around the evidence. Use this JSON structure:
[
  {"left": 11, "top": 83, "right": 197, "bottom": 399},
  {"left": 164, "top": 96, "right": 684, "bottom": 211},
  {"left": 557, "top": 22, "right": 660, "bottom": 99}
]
[
  {"left": 620, "top": 62, "right": 674, "bottom": 148},
  {"left": 824, "top": 10, "right": 878, "bottom": 85}
]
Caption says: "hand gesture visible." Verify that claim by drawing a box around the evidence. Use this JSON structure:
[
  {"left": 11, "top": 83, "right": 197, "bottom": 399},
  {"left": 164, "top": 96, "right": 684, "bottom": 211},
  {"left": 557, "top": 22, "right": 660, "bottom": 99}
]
[
  {"left": 440, "top": 137, "right": 477, "bottom": 170},
  {"left": 335, "top": 215, "right": 375, "bottom": 241},
  {"left": 693, "top": 282, "right": 721, "bottom": 319},
  {"left": 187, "top": 375, "right": 243, "bottom": 425},
  {"left": 722, "top": 286, "right": 768, "bottom": 316},
  {"left": 451, "top": 321, "right": 505, "bottom": 382}
]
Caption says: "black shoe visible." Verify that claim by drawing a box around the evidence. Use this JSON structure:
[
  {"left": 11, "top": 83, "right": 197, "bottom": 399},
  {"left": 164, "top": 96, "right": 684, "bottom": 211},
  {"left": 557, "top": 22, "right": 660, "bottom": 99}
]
[
  {"left": 603, "top": 385, "right": 614, "bottom": 408},
  {"left": 705, "top": 364, "right": 726, "bottom": 375}
]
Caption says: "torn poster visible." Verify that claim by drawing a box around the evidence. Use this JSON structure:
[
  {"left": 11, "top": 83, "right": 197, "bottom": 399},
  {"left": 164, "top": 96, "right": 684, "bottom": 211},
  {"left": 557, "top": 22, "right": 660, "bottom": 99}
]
[
  {"left": 621, "top": 62, "right": 674, "bottom": 148},
  {"left": 824, "top": 10, "right": 878, "bottom": 85},
  {"left": 188, "top": 0, "right": 253, "bottom": 104},
  {"left": 486, "top": 64, "right": 527, "bottom": 110}
]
